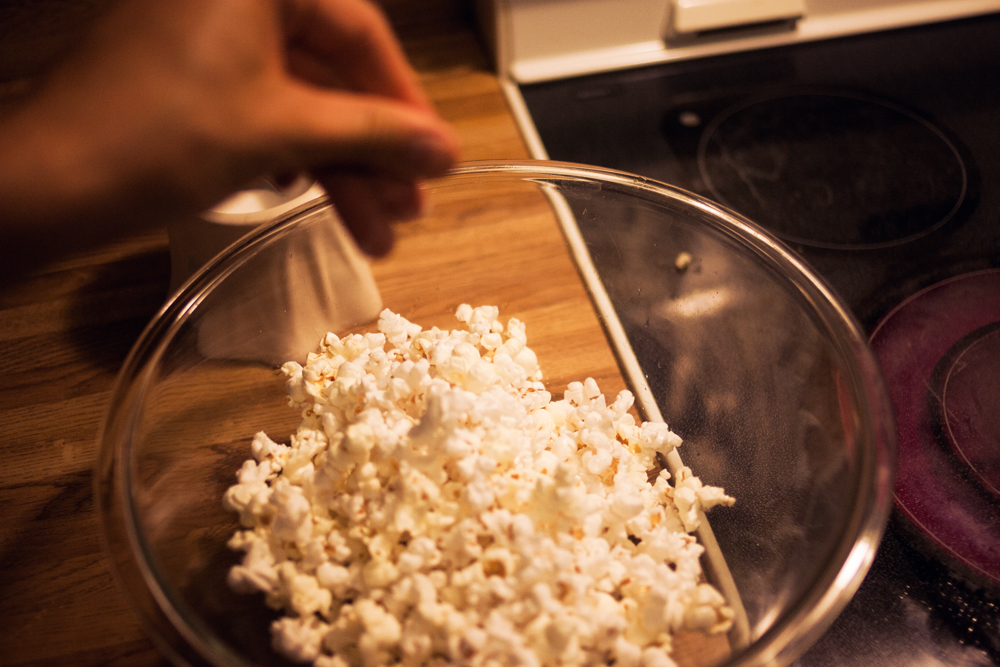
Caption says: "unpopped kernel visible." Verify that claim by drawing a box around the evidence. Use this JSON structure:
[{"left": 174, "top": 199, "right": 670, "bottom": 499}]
[{"left": 223, "top": 306, "right": 735, "bottom": 667}]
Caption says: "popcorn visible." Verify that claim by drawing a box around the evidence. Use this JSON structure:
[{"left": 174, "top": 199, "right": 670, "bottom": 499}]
[{"left": 224, "top": 306, "right": 735, "bottom": 666}]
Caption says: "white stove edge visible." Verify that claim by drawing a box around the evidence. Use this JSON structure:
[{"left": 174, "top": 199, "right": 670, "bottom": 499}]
[
  {"left": 478, "top": 0, "right": 1000, "bottom": 84},
  {"left": 498, "top": 67, "right": 756, "bottom": 650},
  {"left": 535, "top": 177, "right": 754, "bottom": 655}
]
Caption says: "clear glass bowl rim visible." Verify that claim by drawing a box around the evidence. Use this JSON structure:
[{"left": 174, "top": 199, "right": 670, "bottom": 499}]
[{"left": 96, "top": 159, "right": 897, "bottom": 667}]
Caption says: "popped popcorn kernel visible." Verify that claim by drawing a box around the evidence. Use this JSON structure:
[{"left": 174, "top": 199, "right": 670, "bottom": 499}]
[{"left": 224, "top": 306, "right": 734, "bottom": 667}]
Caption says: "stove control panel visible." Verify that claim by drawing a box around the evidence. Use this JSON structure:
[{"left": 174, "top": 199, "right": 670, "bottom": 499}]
[{"left": 479, "top": 0, "right": 1000, "bottom": 82}]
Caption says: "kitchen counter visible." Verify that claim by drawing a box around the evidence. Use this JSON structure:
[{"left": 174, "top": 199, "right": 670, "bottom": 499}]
[{"left": 0, "top": 3, "right": 625, "bottom": 665}]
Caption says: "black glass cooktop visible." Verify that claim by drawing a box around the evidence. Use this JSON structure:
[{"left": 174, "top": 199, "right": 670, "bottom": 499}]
[{"left": 521, "top": 11, "right": 1000, "bottom": 667}]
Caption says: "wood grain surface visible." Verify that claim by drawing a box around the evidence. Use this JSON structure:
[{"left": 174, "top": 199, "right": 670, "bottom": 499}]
[
  {"left": 0, "top": 3, "right": 726, "bottom": 666},
  {"left": 0, "top": 3, "right": 526, "bottom": 665}
]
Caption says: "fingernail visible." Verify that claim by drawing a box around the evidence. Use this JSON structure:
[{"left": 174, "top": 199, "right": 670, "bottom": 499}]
[
  {"left": 358, "top": 227, "right": 394, "bottom": 257},
  {"left": 408, "top": 134, "right": 456, "bottom": 175},
  {"left": 381, "top": 183, "right": 425, "bottom": 221}
]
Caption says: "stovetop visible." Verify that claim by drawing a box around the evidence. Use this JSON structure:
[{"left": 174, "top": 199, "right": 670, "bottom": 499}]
[{"left": 518, "top": 11, "right": 1000, "bottom": 667}]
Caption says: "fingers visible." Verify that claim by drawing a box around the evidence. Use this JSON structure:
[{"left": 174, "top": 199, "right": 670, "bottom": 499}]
[
  {"left": 283, "top": 0, "right": 431, "bottom": 110},
  {"left": 265, "top": 84, "right": 459, "bottom": 181},
  {"left": 273, "top": 0, "right": 458, "bottom": 257},
  {"left": 317, "top": 172, "right": 425, "bottom": 256}
]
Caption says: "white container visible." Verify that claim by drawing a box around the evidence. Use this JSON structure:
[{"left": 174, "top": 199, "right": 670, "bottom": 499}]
[{"left": 167, "top": 176, "right": 383, "bottom": 365}]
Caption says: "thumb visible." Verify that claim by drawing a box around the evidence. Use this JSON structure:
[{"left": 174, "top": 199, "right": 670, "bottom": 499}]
[{"left": 264, "top": 84, "right": 459, "bottom": 179}]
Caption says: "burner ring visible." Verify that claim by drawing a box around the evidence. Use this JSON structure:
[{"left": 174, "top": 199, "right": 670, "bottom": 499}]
[
  {"left": 931, "top": 321, "right": 1000, "bottom": 500},
  {"left": 870, "top": 269, "right": 1000, "bottom": 587},
  {"left": 697, "top": 90, "right": 968, "bottom": 250}
]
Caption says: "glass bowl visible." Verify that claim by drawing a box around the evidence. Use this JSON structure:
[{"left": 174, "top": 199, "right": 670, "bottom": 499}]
[{"left": 96, "top": 161, "right": 895, "bottom": 667}]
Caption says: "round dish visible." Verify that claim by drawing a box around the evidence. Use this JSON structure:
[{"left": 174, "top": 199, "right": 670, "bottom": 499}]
[{"left": 96, "top": 161, "right": 895, "bottom": 667}]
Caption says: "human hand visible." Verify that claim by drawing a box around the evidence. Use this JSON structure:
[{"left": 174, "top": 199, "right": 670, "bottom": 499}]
[{"left": 0, "top": 0, "right": 459, "bottom": 267}]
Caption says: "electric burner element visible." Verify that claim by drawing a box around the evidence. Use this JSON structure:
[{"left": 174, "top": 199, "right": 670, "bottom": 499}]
[
  {"left": 932, "top": 322, "right": 1000, "bottom": 500},
  {"left": 697, "top": 92, "right": 967, "bottom": 249},
  {"left": 870, "top": 270, "right": 1000, "bottom": 587}
]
